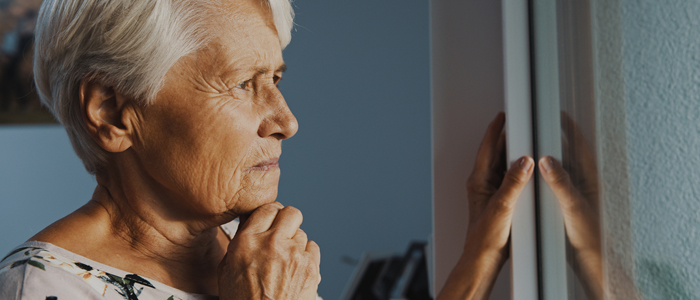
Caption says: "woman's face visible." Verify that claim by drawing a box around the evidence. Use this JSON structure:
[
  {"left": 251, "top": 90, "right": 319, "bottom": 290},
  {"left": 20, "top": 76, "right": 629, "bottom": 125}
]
[{"left": 129, "top": 0, "right": 297, "bottom": 220}]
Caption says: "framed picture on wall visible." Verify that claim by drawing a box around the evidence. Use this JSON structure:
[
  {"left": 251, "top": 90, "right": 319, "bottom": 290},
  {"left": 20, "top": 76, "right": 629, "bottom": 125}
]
[{"left": 0, "top": 0, "right": 56, "bottom": 124}]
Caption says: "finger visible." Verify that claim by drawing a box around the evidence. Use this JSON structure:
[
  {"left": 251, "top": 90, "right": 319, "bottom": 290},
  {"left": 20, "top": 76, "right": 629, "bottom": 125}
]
[
  {"left": 292, "top": 228, "right": 309, "bottom": 246},
  {"left": 238, "top": 202, "right": 284, "bottom": 233},
  {"left": 490, "top": 156, "right": 534, "bottom": 213},
  {"left": 539, "top": 156, "right": 585, "bottom": 214},
  {"left": 560, "top": 114, "right": 600, "bottom": 209},
  {"left": 306, "top": 240, "right": 321, "bottom": 266},
  {"left": 560, "top": 112, "right": 597, "bottom": 180},
  {"left": 471, "top": 112, "right": 506, "bottom": 181},
  {"left": 491, "top": 129, "right": 507, "bottom": 172},
  {"left": 540, "top": 156, "right": 601, "bottom": 254},
  {"left": 305, "top": 240, "right": 322, "bottom": 288},
  {"left": 269, "top": 206, "right": 303, "bottom": 238},
  {"left": 468, "top": 129, "right": 507, "bottom": 211}
]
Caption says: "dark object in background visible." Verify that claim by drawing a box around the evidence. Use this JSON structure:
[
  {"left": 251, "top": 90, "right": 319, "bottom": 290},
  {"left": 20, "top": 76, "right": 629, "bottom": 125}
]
[
  {"left": 341, "top": 241, "right": 432, "bottom": 300},
  {"left": 0, "top": 1, "right": 56, "bottom": 124},
  {"left": 0, "top": 10, "right": 35, "bottom": 112}
]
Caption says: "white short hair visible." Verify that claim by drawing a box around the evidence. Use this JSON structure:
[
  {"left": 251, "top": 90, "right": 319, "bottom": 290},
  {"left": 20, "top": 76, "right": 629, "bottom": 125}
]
[{"left": 34, "top": 0, "right": 294, "bottom": 174}]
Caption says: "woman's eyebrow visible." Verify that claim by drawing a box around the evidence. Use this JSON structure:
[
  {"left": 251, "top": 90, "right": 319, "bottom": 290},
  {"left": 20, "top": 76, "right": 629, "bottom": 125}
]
[
  {"left": 253, "top": 64, "right": 287, "bottom": 75},
  {"left": 277, "top": 64, "right": 287, "bottom": 73}
]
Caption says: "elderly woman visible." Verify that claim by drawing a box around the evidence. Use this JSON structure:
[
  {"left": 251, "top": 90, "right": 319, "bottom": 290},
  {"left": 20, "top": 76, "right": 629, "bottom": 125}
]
[{"left": 0, "top": 0, "right": 599, "bottom": 299}]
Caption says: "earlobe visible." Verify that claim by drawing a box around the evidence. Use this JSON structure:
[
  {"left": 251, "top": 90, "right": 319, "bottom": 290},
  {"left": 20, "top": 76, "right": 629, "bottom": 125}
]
[{"left": 80, "top": 78, "right": 134, "bottom": 153}]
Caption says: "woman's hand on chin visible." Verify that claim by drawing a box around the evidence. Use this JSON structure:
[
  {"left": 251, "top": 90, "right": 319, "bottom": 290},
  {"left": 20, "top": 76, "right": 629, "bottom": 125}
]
[
  {"left": 217, "top": 202, "right": 321, "bottom": 300},
  {"left": 438, "top": 113, "right": 534, "bottom": 300}
]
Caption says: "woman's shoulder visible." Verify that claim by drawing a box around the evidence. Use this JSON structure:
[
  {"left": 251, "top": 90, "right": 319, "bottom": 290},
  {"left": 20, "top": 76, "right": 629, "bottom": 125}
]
[
  {"left": 0, "top": 242, "right": 105, "bottom": 299},
  {"left": 0, "top": 242, "right": 213, "bottom": 300}
]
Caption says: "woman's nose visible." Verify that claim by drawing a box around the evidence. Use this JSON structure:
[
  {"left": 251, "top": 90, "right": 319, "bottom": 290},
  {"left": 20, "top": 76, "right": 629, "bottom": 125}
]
[{"left": 258, "top": 92, "right": 299, "bottom": 140}]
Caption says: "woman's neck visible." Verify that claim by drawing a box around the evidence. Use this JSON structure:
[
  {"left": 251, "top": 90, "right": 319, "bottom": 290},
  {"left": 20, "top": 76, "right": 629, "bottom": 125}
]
[{"left": 31, "top": 170, "right": 232, "bottom": 295}]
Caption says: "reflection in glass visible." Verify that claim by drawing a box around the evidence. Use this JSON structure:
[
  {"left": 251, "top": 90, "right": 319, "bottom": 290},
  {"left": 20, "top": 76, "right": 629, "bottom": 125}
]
[
  {"left": 534, "top": 0, "right": 700, "bottom": 298},
  {"left": 533, "top": 0, "right": 700, "bottom": 299},
  {"left": 532, "top": 0, "right": 605, "bottom": 299}
]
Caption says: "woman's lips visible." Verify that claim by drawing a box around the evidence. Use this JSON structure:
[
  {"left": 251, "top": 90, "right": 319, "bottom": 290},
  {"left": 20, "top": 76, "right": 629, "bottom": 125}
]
[{"left": 249, "top": 158, "right": 280, "bottom": 171}]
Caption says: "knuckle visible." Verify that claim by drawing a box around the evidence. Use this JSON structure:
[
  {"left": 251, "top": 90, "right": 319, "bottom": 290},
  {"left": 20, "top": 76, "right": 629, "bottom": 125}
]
[
  {"left": 550, "top": 171, "right": 571, "bottom": 187},
  {"left": 491, "top": 197, "right": 515, "bottom": 213},
  {"left": 291, "top": 249, "right": 306, "bottom": 264},
  {"left": 504, "top": 169, "right": 526, "bottom": 186},
  {"left": 283, "top": 206, "right": 303, "bottom": 218},
  {"left": 257, "top": 203, "right": 281, "bottom": 215},
  {"left": 296, "top": 229, "right": 308, "bottom": 240},
  {"left": 466, "top": 177, "right": 495, "bottom": 196},
  {"left": 307, "top": 240, "right": 320, "bottom": 252},
  {"left": 269, "top": 229, "right": 287, "bottom": 241}
]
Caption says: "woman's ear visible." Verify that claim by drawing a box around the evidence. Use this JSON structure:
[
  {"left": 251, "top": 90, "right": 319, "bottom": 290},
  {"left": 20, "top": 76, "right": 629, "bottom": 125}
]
[{"left": 80, "top": 77, "right": 134, "bottom": 153}]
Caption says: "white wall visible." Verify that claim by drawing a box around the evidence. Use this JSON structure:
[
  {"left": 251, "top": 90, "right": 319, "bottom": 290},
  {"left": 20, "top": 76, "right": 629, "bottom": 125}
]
[{"left": 431, "top": 1, "right": 511, "bottom": 298}]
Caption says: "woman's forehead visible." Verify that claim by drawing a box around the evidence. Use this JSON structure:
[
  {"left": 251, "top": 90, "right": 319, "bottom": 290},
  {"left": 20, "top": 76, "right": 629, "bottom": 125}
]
[
  {"left": 196, "top": 0, "right": 283, "bottom": 72},
  {"left": 209, "top": 0, "right": 277, "bottom": 31}
]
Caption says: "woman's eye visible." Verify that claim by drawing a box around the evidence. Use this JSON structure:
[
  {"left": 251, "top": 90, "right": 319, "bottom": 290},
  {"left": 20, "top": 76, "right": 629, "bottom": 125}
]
[
  {"left": 237, "top": 80, "right": 251, "bottom": 90},
  {"left": 273, "top": 75, "right": 282, "bottom": 86}
]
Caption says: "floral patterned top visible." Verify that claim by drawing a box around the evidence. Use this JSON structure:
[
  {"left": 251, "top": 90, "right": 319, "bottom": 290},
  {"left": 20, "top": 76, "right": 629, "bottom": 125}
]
[{"left": 0, "top": 220, "right": 321, "bottom": 300}]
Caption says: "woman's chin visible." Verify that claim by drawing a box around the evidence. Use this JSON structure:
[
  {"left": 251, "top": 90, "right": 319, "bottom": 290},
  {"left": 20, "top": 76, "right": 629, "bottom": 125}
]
[{"left": 233, "top": 187, "right": 280, "bottom": 214}]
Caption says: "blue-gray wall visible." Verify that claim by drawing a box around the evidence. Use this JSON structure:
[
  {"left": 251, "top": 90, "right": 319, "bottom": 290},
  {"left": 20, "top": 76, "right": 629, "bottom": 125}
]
[
  {"left": 620, "top": 0, "right": 700, "bottom": 298},
  {"left": 280, "top": 1, "right": 431, "bottom": 297},
  {"left": 0, "top": 126, "right": 95, "bottom": 254},
  {"left": 0, "top": 1, "right": 432, "bottom": 299}
]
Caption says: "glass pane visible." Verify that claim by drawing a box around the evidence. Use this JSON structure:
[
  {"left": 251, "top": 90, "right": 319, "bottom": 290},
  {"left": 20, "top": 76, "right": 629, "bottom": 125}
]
[{"left": 533, "top": 0, "right": 700, "bottom": 299}]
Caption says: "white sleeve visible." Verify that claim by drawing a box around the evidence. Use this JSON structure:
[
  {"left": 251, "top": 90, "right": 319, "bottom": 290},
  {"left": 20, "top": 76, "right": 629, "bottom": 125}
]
[{"left": 220, "top": 219, "right": 240, "bottom": 239}]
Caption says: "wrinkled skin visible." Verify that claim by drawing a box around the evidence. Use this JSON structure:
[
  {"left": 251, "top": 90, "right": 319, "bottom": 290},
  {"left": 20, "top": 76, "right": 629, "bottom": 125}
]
[
  {"left": 219, "top": 203, "right": 320, "bottom": 300},
  {"left": 31, "top": 0, "right": 319, "bottom": 298}
]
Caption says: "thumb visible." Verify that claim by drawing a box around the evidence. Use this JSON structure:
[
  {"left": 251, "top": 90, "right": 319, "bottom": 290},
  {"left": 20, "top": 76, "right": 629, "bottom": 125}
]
[
  {"left": 490, "top": 156, "right": 534, "bottom": 212},
  {"left": 539, "top": 156, "right": 582, "bottom": 213}
]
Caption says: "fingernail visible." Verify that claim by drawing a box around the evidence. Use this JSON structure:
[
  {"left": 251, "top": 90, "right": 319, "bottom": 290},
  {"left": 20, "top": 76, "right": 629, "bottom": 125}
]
[
  {"left": 519, "top": 157, "right": 533, "bottom": 172},
  {"left": 540, "top": 157, "right": 553, "bottom": 173}
]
